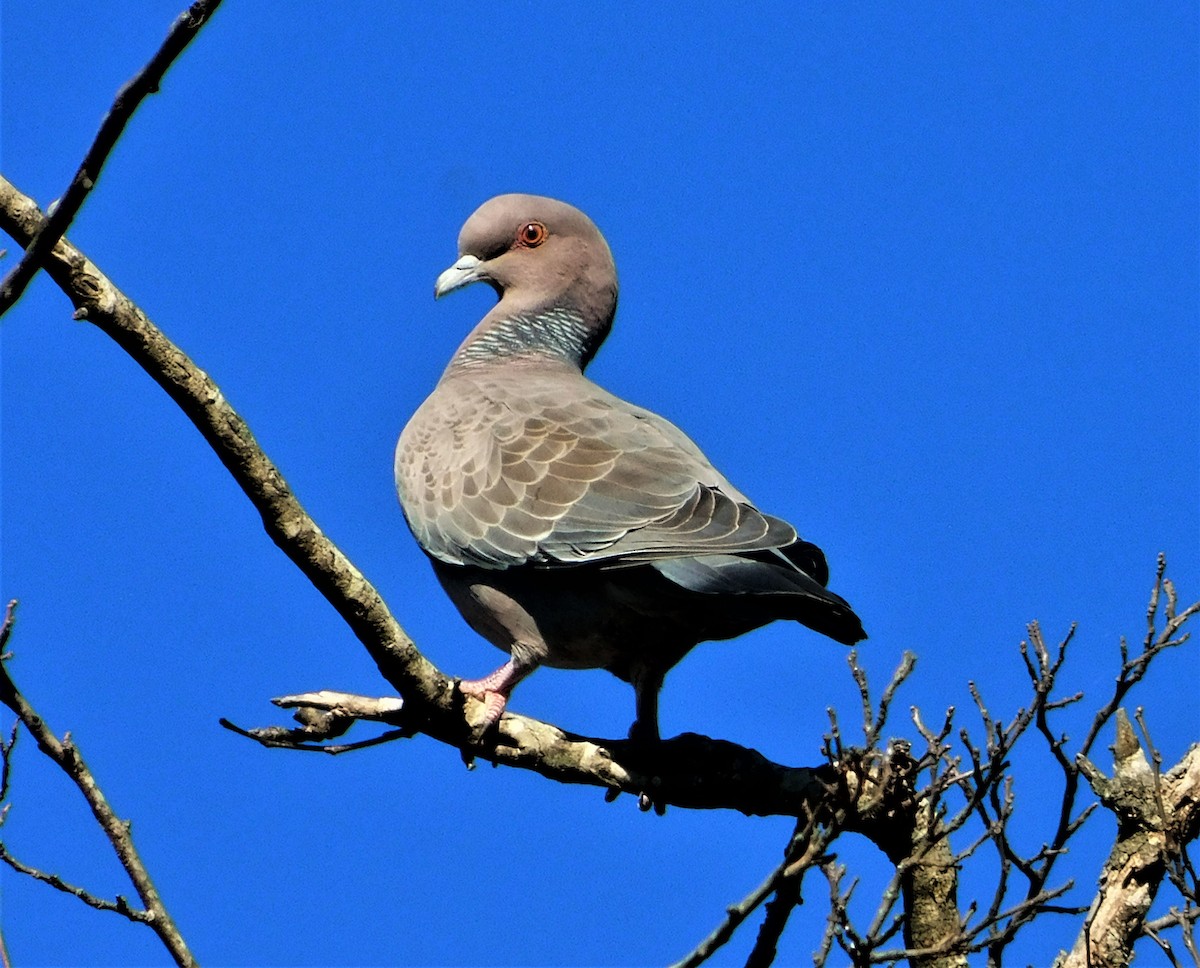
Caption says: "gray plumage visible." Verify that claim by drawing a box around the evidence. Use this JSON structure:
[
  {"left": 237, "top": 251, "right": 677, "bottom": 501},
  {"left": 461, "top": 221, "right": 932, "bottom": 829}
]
[{"left": 396, "top": 194, "right": 865, "bottom": 739}]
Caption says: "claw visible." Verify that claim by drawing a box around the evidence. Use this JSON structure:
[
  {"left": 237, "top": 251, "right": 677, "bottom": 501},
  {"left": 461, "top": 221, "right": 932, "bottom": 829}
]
[{"left": 457, "top": 657, "right": 535, "bottom": 734}]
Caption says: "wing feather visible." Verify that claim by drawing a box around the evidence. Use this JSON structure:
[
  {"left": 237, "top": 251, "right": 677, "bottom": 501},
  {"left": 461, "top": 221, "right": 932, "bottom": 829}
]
[{"left": 396, "top": 371, "right": 800, "bottom": 569}]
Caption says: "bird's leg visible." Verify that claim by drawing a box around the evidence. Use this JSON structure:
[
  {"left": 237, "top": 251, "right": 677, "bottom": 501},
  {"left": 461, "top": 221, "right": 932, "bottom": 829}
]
[
  {"left": 628, "top": 664, "right": 666, "bottom": 743},
  {"left": 458, "top": 657, "right": 536, "bottom": 732},
  {"left": 623, "top": 665, "right": 670, "bottom": 814}
]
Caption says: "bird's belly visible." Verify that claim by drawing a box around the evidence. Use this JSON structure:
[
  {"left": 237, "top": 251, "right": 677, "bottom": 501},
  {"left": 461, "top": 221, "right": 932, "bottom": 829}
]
[{"left": 431, "top": 559, "right": 697, "bottom": 675}]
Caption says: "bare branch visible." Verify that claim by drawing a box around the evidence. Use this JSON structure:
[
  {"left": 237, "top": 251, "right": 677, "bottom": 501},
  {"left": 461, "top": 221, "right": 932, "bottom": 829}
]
[
  {"left": 1050, "top": 564, "right": 1200, "bottom": 967},
  {"left": 676, "top": 650, "right": 926, "bottom": 966},
  {"left": 849, "top": 650, "right": 875, "bottom": 742},
  {"left": 670, "top": 853, "right": 795, "bottom": 968},
  {"left": 271, "top": 690, "right": 405, "bottom": 720},
  {"left": 0, "top": 173, "right": 447, "bottom": 710},
  {"left": 1082, "top": 556, "right": 1198, "bottom": 760},
  {"left": 0, "top": 719, "right": 16, "bottom": 803},
  {"left": 815, "top": 861, "right": 854, "bottom": 966},
  {"left": 218, "top": 718, "right": 413, "bottom": 755},
  {"left": 217, "top": 690, "right": 412, "bottom": 751},
  {"left": 0, "top": 840, "right": 151, "bottom": 923},
  {"left": 1057, "top": 716, "right": 1200, "bottom": 968},
  {"left": 744, "top": 868, "right": 804, "bottom": 968},
  {"left": 1143, "top": 910, "right": 1187, "bottom": 968},
  {"left": 0, "top": 601, "right": 197, "bottom": 967},
  {"left": 671, "top": 812, "right": 838, "bottom": 968},
  {"left": 860, "top": 650, "right": 916, "bottom": 748},
  {"left": 0, "top": 0, "right": 225, "bottom": 315}
]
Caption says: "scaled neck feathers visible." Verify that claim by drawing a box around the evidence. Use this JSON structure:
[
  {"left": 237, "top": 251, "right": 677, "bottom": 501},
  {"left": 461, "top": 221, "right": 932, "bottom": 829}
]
[{"left": 445, "top": 306, "right": 613, "bottom": 374}]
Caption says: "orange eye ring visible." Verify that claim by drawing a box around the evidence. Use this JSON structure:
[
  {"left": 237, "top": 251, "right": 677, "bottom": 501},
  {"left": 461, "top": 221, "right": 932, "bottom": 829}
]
[{"left": 517, "top": 221, "right": 548, "bottom": 247}]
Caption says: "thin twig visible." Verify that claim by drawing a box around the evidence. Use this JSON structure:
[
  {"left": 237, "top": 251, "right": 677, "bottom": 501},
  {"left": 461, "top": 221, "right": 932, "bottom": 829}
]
[
  {"left": 1144, "top": 917, "right": 1184, "bottom": 968},
  {"left": 744, "top": 866, "right": 803, "bottom": 968},
  {"left": 672, "top": 814, "right": 837, "bottom": 968},
  {"left": 0, "top": 720, "right": 17, "bottom": 802},
  {"left": 815, "top": 860, "right": 856, "bottom": 967},
  {"left": 0, "top": 601, "right": 197, "bottom": 967},
  {"left": 0, "top": 840, "right": 151, "bottom": 922},
  {"left": 0, "top": 0, "right": 225, "bottom": 315},
  {"left": 849, "top": 651, "right": 874, "bottom": 741},
  {"left": 1081, "top": 556, "right": 1198, "bottom": 760},
  {"left": 0, "top": 718, "right": 16, "bottom": 968},
  {"left": 670, "top": 854, "right": 795, "bottom": 968},
  {"left": 219, "top": 717, "right": 413, "bottom": 754},
  {"left": 865, "top": 652, "right": 917, "bottom": 747}
]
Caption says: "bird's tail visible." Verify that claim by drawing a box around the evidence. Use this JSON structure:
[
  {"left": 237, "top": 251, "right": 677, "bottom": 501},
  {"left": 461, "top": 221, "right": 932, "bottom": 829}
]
[{"left": 652, "top": 552, "right": 867, "bottom": 644}]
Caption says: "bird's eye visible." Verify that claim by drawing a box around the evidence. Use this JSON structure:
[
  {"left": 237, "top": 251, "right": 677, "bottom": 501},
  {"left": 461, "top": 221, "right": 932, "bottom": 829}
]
[{"left": 517, "top": 221, "right": 548, "bottom": 247}]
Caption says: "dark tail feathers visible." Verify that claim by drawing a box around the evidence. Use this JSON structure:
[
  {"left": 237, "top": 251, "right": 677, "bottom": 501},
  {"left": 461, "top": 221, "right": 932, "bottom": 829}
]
[{"left": 652, "top": 551, "right": 867, "bottom": 645}]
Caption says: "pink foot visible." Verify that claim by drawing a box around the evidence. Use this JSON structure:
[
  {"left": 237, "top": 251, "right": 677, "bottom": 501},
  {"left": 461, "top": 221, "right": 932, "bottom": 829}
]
[
  {"left": 458, "top": 659, "right": 534, "bottom": 732},
  {"left": 458, "top": 679, "right": 510, "bottom": 730}
]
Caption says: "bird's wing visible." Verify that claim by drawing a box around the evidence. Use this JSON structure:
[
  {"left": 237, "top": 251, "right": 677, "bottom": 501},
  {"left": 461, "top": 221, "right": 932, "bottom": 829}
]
[{"left": 396, "top": 373, "right": 797, "bottom": 569}]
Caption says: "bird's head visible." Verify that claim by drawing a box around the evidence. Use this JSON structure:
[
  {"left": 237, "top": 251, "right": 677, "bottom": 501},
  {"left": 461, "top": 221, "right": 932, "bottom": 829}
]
[{"left": 435, "top": 194, "right": 618, "bottom": 329}]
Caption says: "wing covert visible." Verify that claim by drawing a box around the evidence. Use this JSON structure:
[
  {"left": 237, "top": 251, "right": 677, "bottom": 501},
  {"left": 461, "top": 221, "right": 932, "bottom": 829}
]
[{"left": 396, "top": 373, "right": 797, "bottom": 569}]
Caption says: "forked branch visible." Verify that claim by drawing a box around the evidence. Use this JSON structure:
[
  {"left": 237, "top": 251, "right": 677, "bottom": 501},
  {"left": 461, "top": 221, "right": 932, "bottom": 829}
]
[{"left": 0, "top": 602, "right": 197, "bottom": 967}]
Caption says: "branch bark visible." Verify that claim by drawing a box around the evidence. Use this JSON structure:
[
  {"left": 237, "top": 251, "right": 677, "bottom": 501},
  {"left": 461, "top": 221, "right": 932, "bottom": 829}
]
[{"left": 1056, "top": 712, "right": 1200, "bottom": 968}]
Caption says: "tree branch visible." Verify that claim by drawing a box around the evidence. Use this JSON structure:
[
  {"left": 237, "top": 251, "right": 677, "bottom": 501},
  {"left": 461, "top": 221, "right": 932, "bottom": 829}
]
[
  {"left": 0, "top": 173, "right": 447, "bottom": 707},
  {"left": 0, "top": 0, "right": 225, "bottom": 315},
  {"left": 218, "top": 689, "right": 410, "bottom": 751},
  {"left": 1056, "top": 712, "right": 1200, "bottom": 968},
  {"left": 670, "top": 812, "right": 839, "bottom": 968},
  {"left": 0, "top": 601, "right": 197, "bottom": 967}
]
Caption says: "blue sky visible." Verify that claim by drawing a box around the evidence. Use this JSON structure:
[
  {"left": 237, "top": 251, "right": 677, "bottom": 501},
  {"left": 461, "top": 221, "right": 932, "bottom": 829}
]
[{"left": 2, "top": 4, "right": 1197, "bottom": 965}]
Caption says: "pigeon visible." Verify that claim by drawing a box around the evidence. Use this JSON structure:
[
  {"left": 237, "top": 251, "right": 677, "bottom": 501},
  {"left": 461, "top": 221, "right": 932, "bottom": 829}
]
[{"left": 395, "top": 194, "right": 865, "bottom": 740}]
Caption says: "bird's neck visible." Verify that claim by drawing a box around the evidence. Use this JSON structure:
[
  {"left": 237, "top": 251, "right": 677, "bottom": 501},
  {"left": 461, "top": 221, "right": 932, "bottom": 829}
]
[{"left": 444, "top": 305, "right": 610, "bottom": 374}]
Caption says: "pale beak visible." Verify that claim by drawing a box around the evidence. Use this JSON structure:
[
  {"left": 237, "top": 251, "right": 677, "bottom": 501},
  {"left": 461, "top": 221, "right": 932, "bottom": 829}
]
[{"left": 434, "top": 254, "right": 485, "bottom": 299}]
